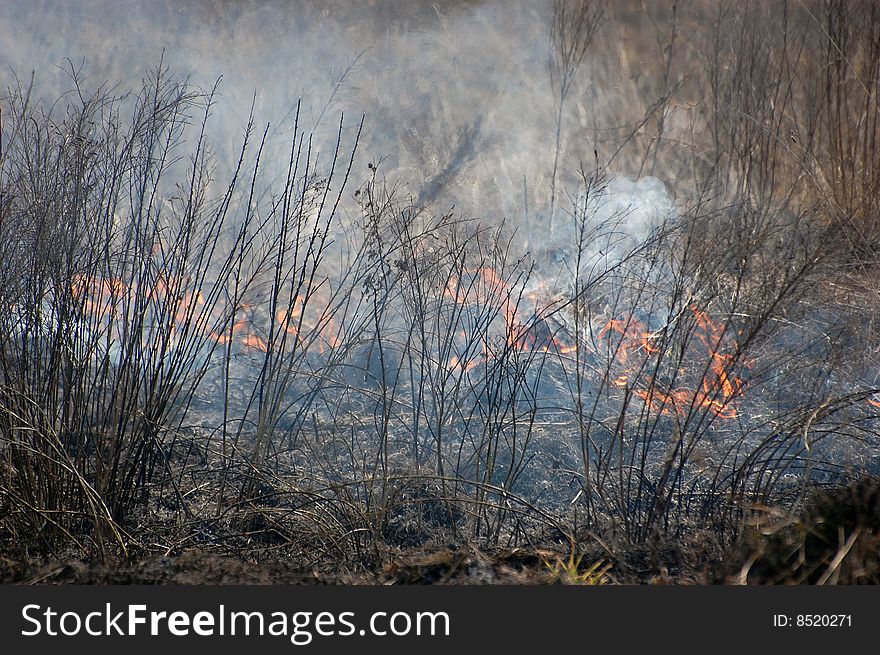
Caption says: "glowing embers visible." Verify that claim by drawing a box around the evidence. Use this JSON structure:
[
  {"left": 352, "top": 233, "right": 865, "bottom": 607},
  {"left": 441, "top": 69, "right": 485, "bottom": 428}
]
[
  {"left": 598, "top": 306, "right": 746, "bottom": 420},
  {"left": 442, "top": 267, "right": 575, "bottom": 373}
]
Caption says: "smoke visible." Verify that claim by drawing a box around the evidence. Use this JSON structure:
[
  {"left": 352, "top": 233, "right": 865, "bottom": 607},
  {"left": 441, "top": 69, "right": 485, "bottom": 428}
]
[
  {"left": 1, "top": 0, "right": 674, "bottom": 254},
  {"left": 597, "top": 176, "right": 674, "bottom": 245},
  {"left": 6, "top": 1, "right": 880, "bottom": 551}
]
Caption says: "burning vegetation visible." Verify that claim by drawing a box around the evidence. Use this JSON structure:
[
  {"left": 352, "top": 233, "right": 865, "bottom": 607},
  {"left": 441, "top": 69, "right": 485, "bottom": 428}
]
[{"left": 2, "top": 0, "right": 880, "bottom": 584}]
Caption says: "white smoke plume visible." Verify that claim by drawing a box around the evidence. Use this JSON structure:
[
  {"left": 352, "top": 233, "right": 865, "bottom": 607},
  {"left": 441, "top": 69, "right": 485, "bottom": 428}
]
[{"left": 1, "top": 0, "right": 675, "bottom": 256}]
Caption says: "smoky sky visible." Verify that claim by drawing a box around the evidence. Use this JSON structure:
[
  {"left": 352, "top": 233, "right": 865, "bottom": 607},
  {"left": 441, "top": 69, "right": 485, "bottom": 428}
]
[{"left": 2, "top": 0, "right": 673, "bottom": 243}]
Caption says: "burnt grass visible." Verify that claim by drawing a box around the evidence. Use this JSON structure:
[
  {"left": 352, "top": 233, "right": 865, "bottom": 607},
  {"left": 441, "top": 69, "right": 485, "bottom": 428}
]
[
  {"left": 4, "top": 484, "right": 879, "bottom": 585},
  {"left": 5, "top": 1, "right": 880, "bottom": 585},
  {"left": 3, "top": 476, "right": 879, "bottom": 585}
]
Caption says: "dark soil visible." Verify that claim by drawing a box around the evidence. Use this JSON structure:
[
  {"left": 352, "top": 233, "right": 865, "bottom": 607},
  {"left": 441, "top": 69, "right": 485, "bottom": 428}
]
[
  {"left": 0, "top": 540, "right": 721, "bottom": 585},
  {"left": 3, "top": 479, "right": 877, "bottom": 585}
]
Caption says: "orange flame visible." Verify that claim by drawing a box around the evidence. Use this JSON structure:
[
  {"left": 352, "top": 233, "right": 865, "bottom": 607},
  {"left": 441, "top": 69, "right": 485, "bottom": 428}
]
[
  {"left": 71, "top": 271, "right": 347, "bottom": 357},
  {"left": 597, "top": 317, "right": 658, "bottom": 364},
  {"left": 71, "top": 274, "right": 128, "bottom": 318},
  {"left": 242, "top": 333, "right": 268, "bottom": 351},
  {"left": 208, "top": 304, "right": 267, "bottom": 351},
  {"left": 276, "top": 293, "right": 339, "bottom": 354},
  {"left": 444, "top": 267, "right": 576, "bottom": 356},
  {"left": 599, "top": 307, "right": 744, "bottom": 420},
  {"left": 448, "top": 354, "right": 479, "bottom": 374}
]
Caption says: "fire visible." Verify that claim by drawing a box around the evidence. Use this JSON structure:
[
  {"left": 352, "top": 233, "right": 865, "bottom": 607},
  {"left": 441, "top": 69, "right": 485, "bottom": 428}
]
[
  {"left": 242, "top": 333, "right": 268, "bottom": 351},
  {"left": 611, "top": 374, "right": 630, "bottom": 388},
  {"left": 71, "top": 273, "right": 267, "bottom": 352},
  {"left": 276, "top": 296, "right": 305, "bottom": 337},
  {"left": 71, "top": 274, "right": 128, "bottom": 318},
  {"left": 597, "top": 316, "right": 658, "bottom": 364},
  {"left": 71, "top": 270, "right": 346, "bottom": 357},
  {"left": 448, "top": 354, "right": 479, "bottom": 374},
  {"left": 443, "top": 266, "right": 576, "bottom": 363},
  {"left": 633, "top": 385, "right": 738, "bottom": 420},
  {"left": 173, "top": 289, "right": 206, "bottom": 326},
  {"left": 599, "top": 307, "right": 745, "bottom": 420},
  {"left": 210, "top": 305, "right": 264, "bottom": 351},
  {"left": 275, "top": 292, "right": 340, "bottom": 354},
  {"left": 72, "top": 273, "right": 210, "bottom": 329}
]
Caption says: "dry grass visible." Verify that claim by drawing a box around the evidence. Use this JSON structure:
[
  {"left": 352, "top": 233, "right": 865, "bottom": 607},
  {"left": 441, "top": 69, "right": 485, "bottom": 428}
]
[{"left": 1, "top": 1, "right": 880, "bottom": 584}]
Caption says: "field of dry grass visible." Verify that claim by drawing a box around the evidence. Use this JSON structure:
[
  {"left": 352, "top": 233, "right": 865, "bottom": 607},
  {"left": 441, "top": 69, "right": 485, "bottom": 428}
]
[{"left": 2, "top": 0, "right": 879, "bottom": 584}]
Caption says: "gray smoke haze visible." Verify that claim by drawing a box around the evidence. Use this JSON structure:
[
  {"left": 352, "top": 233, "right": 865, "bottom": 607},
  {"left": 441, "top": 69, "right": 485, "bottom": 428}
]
[
  {"left": 5, "top": 1, "right": 880, "bottom": 567},
  {"left": 2, "top": 0, "right": 675, "bottom": 250}
]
